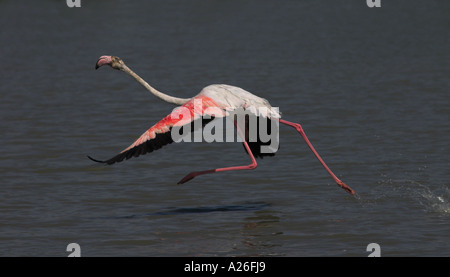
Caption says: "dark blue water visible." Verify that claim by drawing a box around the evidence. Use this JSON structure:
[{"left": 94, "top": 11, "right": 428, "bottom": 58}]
[{"left": 0, "top": 0, "right": 448, "bottom": 256}]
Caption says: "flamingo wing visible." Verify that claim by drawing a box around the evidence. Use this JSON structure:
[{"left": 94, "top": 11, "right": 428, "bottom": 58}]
[
  {"left": 88, "top": 122, "right": 175, "bottom": 165},
  {"left": 88, "top": 95, "right": 224, "bottom": 165}
]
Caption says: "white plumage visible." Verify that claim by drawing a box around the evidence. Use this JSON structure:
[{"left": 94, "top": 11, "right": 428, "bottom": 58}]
[{"left": 199, "top": 84, "right": 281, "bottom": 119}]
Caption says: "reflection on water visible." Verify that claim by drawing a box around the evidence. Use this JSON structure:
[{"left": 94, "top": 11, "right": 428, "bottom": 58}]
[{"left": 153, "top": 202, "right": 270, "bottom": 216}]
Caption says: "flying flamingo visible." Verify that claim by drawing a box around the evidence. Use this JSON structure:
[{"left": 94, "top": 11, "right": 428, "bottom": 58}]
[{"left": 89, "top": 55, "right": 355, "bottom": 195}]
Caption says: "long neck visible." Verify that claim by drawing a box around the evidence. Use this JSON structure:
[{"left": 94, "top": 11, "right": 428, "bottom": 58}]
[{"left": 120, "top": 64, "right": 190, "bottom": 105}]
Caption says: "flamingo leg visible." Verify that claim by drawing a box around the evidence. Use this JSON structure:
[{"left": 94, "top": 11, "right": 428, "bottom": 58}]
[
  {"left": 279, "top": 119, "right": 355, "bottom": 195},
  {"left": 177, "top": 122, "right": 257, "bottom": 184}
]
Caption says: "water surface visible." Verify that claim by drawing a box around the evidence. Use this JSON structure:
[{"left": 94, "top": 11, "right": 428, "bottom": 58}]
[{"left": 0, "top": 0, "right": 448, "bottom": 256}]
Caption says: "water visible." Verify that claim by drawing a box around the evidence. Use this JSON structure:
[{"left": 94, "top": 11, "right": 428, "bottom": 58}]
[{"left": 0, "top": 0, "right": 448, "bottom": 256}]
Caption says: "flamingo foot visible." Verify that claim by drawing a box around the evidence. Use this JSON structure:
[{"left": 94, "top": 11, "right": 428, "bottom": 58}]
[
  {"left": 177, "top": 171, "right": 201, "bottom": 184},
  {"left": 336, "top": 180, "right": 355, "bottom": 195},
  {"left": 177, "top": 168, "right": 216, "bottom": 184}
]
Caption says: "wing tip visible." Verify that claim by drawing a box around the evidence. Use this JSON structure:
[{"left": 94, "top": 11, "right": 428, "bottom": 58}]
[{"left": 87, "top": 155, "right": 107, "bottom": 163}]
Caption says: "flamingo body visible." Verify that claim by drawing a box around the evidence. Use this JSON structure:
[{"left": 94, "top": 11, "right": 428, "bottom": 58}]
[
  {"left": 89, "top": 56, "right": 355, "bottom": 195},
  {"left": 199, "top": 84, "right": 280, "bottom": 119},
  {"left": 89, "top": 84, "right": 279, "bottom": 165}
]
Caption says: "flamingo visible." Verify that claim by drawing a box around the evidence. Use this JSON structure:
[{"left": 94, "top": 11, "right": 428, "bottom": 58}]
[{"left": 88, "top": 55, "right": 355, "bottom": 195}]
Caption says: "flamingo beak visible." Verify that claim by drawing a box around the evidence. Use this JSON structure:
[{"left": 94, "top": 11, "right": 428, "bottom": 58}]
[{"left": 95, "top": 55, "right": 113, "bottom": 70}]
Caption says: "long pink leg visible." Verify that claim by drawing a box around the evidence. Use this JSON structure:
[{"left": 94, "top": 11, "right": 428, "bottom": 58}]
[
  {"left": 177, "top": 123, "right": 257, "bottom": 184},
  {"left": 280, "top": 119, "right": 355, "bottom": 195}
]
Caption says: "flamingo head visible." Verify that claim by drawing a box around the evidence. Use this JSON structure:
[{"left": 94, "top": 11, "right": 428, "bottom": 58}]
[{"left": 95, "top": 55, "right": 124, "bottom": 70}]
